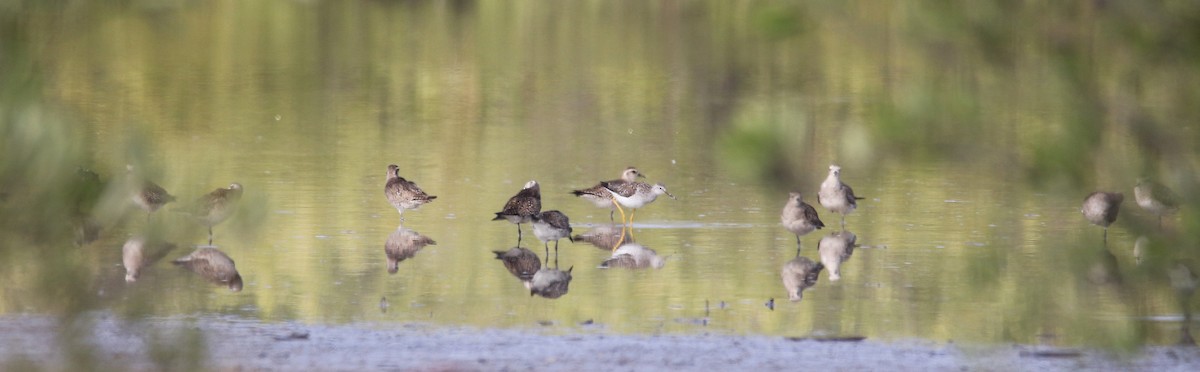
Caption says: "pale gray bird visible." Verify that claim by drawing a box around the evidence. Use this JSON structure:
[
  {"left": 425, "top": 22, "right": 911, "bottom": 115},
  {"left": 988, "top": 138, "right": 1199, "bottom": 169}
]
[
  {"left": 600, "top": 243, "right": 665, "bottom": 269},
  {"left": 493, "top": 181, "right": 541, "bottom": 243},
  {"left": 172, "top": 247, "right": 243, "bottom": 292},
  {"left": 572, "top": 167, "right": 644, "bottom": 223},
  {"left": 1135, "top": 178, "right": 1179, "bottom": 229},
  {"left": 818, "top": 165, "right": 863, "bottom": 230},
  {"left": 384, "top": 164, "right": 436, "bottom": 221},
  {"left": 530, "top": 266, "right": 573, "bottom": 299},
  {"left": 1081, "top": 191, "right": 1123, "bottom": 242},
  {"left": 531, "top": 210, "right": 573, "bottom": 258},
  {"left": 781, "top": 256, "right": 824, "bottom": 302},
  {"left": 817, "top": 230, "right": 856, "bottom": 281},
  {"left": 781, "top": 192, "right": 825, "bottom": 249},
  {"left": 384, "top": 227, "right": 437, "bottom": 274}
]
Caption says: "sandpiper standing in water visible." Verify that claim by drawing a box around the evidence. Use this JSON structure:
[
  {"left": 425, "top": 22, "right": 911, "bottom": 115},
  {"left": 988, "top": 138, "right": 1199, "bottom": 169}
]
[
  {"left": 572, "top": 167, "right": 644, "bottom": 223},
  {"left": 601, "top": 181, "right": 675, "bottom": 226},
  {"left": 126, "top": 164, "right": 175, "bottom": 219},
  {"left": 531, "top": 210, "right": 573, "bottom": 258},
  {"left": 1082, "top": 191, "right": 1123, "bottom": 242},
  {"left": 1135, "top": 178, "right": 1179, "bottom": 229},
  {"left": 186, "top": 183, "right": 244, "bottom": 246},
  {"left": 818, "top": 165, "right": 863, "bottom": 229},
  {"left": 384, "top": 164, "right": 437, "bottom": 221},
  {"left": 781, "top": 192, "right": 824, "bottom": 250},
  {"left": 493, "top": 180, "right": 541, "bottom": 244}
]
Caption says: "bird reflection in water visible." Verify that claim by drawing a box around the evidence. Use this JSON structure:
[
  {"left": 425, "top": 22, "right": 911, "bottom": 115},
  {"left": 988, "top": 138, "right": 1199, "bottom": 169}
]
[
  {"left": 572, "top": 225, "right": 630, "bottom": 251},
  {"left": 493, "top": 247, "right": 541, "bottom": 287},
  {"left": 1169, "top": 261, "right": 1197, "bottom": 345},
  {"left": 385, "top": 226, "right": 437, "bottom": 274},
  {"left": 818, "top": 230, "right": 856, "bottom": 281},
  {"left": 530, "top": 248, "right": 573, "bottom": 299},
  {"left": 781, "top": 254, "right": 824, "bottom": 302},
  {"left": 172, "top": 246, "right": 243, "bottom": 292},
  {"left": 122, "top": 236, "right": 178, "bottom": 283},
  {"left": 600, "top": 242, "right": 665, "bottom": 269}
]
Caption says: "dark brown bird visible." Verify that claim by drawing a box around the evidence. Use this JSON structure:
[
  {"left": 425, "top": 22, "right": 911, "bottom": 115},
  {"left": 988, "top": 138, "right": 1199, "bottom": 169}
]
[
  {"left": 492, "top": 180, "right": 541, "bottom": 243},
  {"left": 1081, "top": 191, "right": 1123, "bottom": 242},
  {"left": 572, "top": 167, "right": 644, "bottom": 223},
  {"left": 172, "top": 247, "right": 243, "bottom": 292},
  {"left": 781, "top": 256, "right": 824, "bottom": 302},
  {"left": 126, "top": 164, "right": 176, "bottom": 218},
  {"left": 531, "top": 210, "right": 573, "bottom": 258},
  {"left": 384, "top": 164, "right": 436, "bottom": 221},
  {"left": 781, "top": 192, "right": 824, "bottom": 249},
  {"left": 493, "top": 247, "right": 541, "bottom": 285},
  {"left": 185, "top": 183, "right": 243, "bottom": 246},
  {"left": 385, "top": 227, "right": 437, "bottom": 274}
]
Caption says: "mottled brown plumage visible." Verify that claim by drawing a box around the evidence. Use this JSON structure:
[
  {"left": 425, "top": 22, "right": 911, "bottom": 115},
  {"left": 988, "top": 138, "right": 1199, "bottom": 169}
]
[
  {"left": 781, "top": 192, "right": 824, "bottom": 248},
  {"left": 781, "top": 256, "right": 824, "bottom": 302},
  {"left": 385, "top": 227, "right": 437, "bottom": 274},
  {"left": 493, "top": 180, "right": 541, "bottom": 242},
  {"left": 571, "top": 225, "right": 630, "bottom": 251},
  {"left": 385, "top": 164, "right": 436, "bottom": 220},
  {"left": 599, "top": 181, "right": 674, "bottom": 225},
  {"left": 1081, "top": 191, "right": 1123, "bottom": 241},
  {"left": 493, "top": 247, "right": 541, "bottom": 283},
  {"left": 530, "top": 266, "right": 573, "bottom": 299},
  {"left": 600, "top": 243, "right": 665, "bottom": 269},
  {"left": 185, "top": 183, "right": 243, "bottom": 245},
  {"left": 572, "top": 167, "right": 644, "bottom": 222},
  {"left": 126, "top": 165, "right": 176, "bottom": 216},
  {"left": 531, "top": 210, "right": 573, "bottom": 257},
  {"left": 172, "top": 247, "right": 243, "bottom": 291}
]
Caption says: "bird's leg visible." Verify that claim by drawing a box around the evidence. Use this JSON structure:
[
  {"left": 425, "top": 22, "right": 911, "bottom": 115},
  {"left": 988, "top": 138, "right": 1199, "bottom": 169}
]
[
  {"left": 544, "top": 241, "right": 550, "bottom": 259},
  {"left": 611, "top": 228, "right": 626, "bottom": 252},
  {"left": 1159, "top": 216, "right": 1164, "bottom": 231},
  {"left": 629, "top": 209, "right": 637, "bottom": 226},
  {"left": 399, "top": 209, "right": 405, "bottom": 222},
  {"left": 609, "top": 209, "right": 615, "bottom": 225},
  {"left": 795, "top": 245, "right": 802, "bottom": 258},
  {"left": 208, "top": 225, "right": 214, "bottom": 246},
  {"left": 1103, "top": 228, "right": 1108, "bottom": 245},
  {"left": 554, "top": 240, "right": 560, "bottom": 268},
  {"left": 611, "top": 199, "right": 627, "bottom": 226},
  {"left": 517, "top": 224, "right": 523, "bottom": 246},
  {"left": 795, "top": 234, "right": 802, "bottom": 248},
  {"left": 840, "top": 216, "right": 846, "bottom": 231}
]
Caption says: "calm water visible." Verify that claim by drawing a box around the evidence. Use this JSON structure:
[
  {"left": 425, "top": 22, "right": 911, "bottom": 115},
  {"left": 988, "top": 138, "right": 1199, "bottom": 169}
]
[{"left": 3, "top": 1, "right": 1197, "bottom": 349}]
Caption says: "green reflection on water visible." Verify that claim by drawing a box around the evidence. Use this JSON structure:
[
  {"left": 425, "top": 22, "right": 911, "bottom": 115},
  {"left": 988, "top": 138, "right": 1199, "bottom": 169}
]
[{"left": 3, "top": 0, "right": 1200, "bottom": 355}]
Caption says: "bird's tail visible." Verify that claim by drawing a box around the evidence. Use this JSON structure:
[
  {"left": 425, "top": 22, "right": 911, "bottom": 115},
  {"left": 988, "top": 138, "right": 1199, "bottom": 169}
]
[{"left": 492, "top": 213, "right": 506, "bottom": 221}]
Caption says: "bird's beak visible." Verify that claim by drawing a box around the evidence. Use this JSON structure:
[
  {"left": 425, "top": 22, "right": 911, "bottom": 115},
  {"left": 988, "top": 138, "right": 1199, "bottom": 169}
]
[
  {"left": 638, "top": 173, "right": 646, "bottom": 179},
  {"left": 666, "top": 191, "right": 677, "bottom": 200}
]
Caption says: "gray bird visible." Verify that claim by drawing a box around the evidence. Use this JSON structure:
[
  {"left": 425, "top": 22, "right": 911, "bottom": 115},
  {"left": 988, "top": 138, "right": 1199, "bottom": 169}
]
[
  {"left": 384, "top": 164, "right": 436, "bottom": 221},
  {"left": 493, "top": 180, "right": 541, "bottom": 243},
  {"left": 530, "top": 266, "right": 573, "bottom": 299},
  {"left": 172, "top": 247, "right": 243, "bottom": 292},
  {"left": 126, "top": 164, "right": 176, "bottom": 218},
  {"left": 781, "top": 256, "right": 824, "bottom": 302},
  {"left": 818, "top": 165, "right": 863, "bottom": 229},
  {"left": 531, "top": 210, "right": 573, "bottom": 258},
  {"left": 384, "top": 227, "right": 437, "bottom": 274},
  {"left": 572, "top": 167, "right": 644, "bottom": 223},
  {"left": 1135, "top": 178, "right": 1179, "bottom": 229},
  {"left": 781, "top": 192, "right": 825, "bottom": 249},
  {"left": 1081, "top": 191, "right": 1123, "bottom": 242},
  {"left": 185, "top": 183, "right": 243, "bottom": 246}
]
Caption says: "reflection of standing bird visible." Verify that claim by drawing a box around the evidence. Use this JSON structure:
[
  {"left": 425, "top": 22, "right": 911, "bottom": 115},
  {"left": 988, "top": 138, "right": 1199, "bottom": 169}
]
[
  {"left": 122, "top": 236, "right": 177, "bottom": 283},
  {"left": 601, "top": 181, "right": 675, "bottom": 225},
  {"left": 572, "top": 167, "right": 644, "bottom": 223},
  {"left": 572, "top": 225, "right": 629, "bottom": 251},
  {"left": 126, "top": 165, "right": 175, "bottom": 218},
  {"left": 600, "top": 243, "right": 665, "bottom": 269},
  {"left": 1081, "top": 191, "right": 1123, "bottom": 242},
  {"left": 493, "top": 247, "right": 541, "bottom": 284},
  {"left": 532, "top": 210, "right": 573, "bottom": 258},
  {"left": 817, "top": 230, "right": 856, "bottom": 281},
  {"left": 781, "top": 192, "right": 824, "bottom": 249},
  {"left": 781, "top": 256, "right": 824, "bottom": 302},
  {"left": 530, "top": 267, "right": 573, "bottom": 299},
  {"left": 1134, "top": 178, "right": 1179, "bottom": 229},
  {"left": 384, "top": 164, "right": 436, "bottom": 221},
  {"left": 186, "top": 183, "right": 243, "bottom": 246},
  {"left": 818, "top": 165, "right": 862, "bottom": 229},
  {"left": 172, "top": 247, "right": 243, "bottom": 292},
  {"left": 384, "top": 228, "right": 437, "bottom": 274},
  {"left": 493, "top": 181, "right": 541, "bottom": 243}
]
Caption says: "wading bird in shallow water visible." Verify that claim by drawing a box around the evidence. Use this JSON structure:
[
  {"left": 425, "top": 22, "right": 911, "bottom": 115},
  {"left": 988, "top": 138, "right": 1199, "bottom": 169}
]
[
  {"left": 572, "top": 167, "right": 645, "bottom": 223},
  {"left": 1081, "top": 191, "right": 1123, "bottom": 242},
  {"left": 172, "top": 246, "right": 243, "bottom": 292},
  {"left": 184, "top": 183, "right": 244, "bottom": 246},
  {"left": 781, "top": 192, "right": 824, "bottom": 249},
  {"left": 531, "top": 210, "right": 573, "bottom": 258},
  {"left": 384, "top": 164, "right": 436, "bottom": 221},
  {"left": 818, "top": 165, "right": 863, "bottom": 230},
  {"left": 1135, "top": 178, "right": 1179, "bottom": 229},
  {"left": 601, "top": 181, "right": 675, "bottom": 226},
  {"left": 126, "top": 164, "right": 175, "bottom": 219},
  {"left": 493, "top": 180, "right": 541, "bottom": 244}
]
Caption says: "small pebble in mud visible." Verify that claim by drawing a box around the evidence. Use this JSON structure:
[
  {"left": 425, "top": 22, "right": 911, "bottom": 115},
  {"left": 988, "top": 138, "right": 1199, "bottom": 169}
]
[
  {"left": 579, "top": 319, "right": 594, "bottom": 325},
  {"left": 273, "top": 331, "right": 309, "bottom": 341},
  {"left": 765, "top": 298, "right": 774, "bottom": 311},
  {"left": 537, "top": 320, "right": 553, "bottom": 326}
]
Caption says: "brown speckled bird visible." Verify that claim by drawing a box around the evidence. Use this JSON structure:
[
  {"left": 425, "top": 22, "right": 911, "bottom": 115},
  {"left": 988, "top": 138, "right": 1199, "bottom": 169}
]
[
  {"left": 186, "top": 183, "right": 244, "bottom": 245},
  {"left": 781, "top": 192, "right": 824, "bottom": 250},
  {"left": 384, "top": 164, "right": 436, "bottom": 221},
  {"left": 172, "top": 247, "right": 243, "bottom": 292},
  {"left": 126, "top": 165, "right": 176, "bottom": 219},
  {"left": 781, "top": 256, "right": 824, "bottom": 302},
  {"left": 572, "top": 167, "right": 644, "bottom": 223},
  {"left": 384, "top": 227, "right": 437, "bottom": 274},
  {"left": 493, "top": 180, "right": 541, "bottom": 243},
  {"left": 493, "top": 247, "right": 541, "bottom": 285}
]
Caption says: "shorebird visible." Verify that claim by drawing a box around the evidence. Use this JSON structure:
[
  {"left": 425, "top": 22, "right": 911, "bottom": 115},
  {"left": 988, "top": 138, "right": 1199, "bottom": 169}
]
[
  {"left": 126, "top": 165, "right": 175, "bottom": 219},
  {"left": 384, "top": 227, "right": 437, "bottom": 274},
  {"left": 817, "top": 230, "right": 856, "bottom": 281},
  {"left": 384, "top": 164, "right": 436, "bottom": 221},
  {"left": 781, "top": 256, "right": 824, "bottom": 302},
  {"left": 531, "top": 210, "right": 573, "bottom": 258},
  {"left": 1135, "top": 178, "right": 1179, "bottom": 229},
  {"left": 122, "top": 236, "right": 178, "bottom": 283},
  {"left": 781, "top": 192, "right": 825, "bottom": 249},
  {"left": 818, "top": 165, "right": 863, "bottom": 229},
  {"left": 571, "top": 167, "right": 644, "bottom": 223},
  {"left": 493, "top": 247, "right": 541, "bottom": 285},
  {"left": 601, "top": 181, "right": 675, "bottom": 226},
  {"left": 530, "top": 266, "right": 573, "bottom": 299},
  {"left": 600, "top": 242, "right": 665, "bottom": 269},
  {"left": 1081, "top": 191, "right": 1123, "bottom": 242},
  {"left": 172, "top": 246, "right": 243, "bottom": 292},
  {"left": 492, "top": 180, "right": 541, "bottom": 244},
  {"left": 185, "top": 183, "right": 244, "bottom": 245}
]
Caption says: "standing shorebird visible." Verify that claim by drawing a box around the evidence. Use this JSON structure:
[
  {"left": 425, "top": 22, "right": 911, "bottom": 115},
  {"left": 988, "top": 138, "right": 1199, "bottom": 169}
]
[
  {"left": 172, "top": 246, "right": 243, "bottom": 292},
  {"left": 781, "top": 192, "right": 825, "bottom": 250},
  {"left": 601, "top": 181, "right": 675, "bottom": 226},
  {"left": 1082, "top": 191, "right": 1124, "bottom": 242},
  {"left": 571, "top": 167, "right": 644, "bottom": 223},
  {"left": 493, "top": 180, "right": 541, "bottom": 244},
  {"left": 531, "top": 210, "right": 573, "bottom": 258},
  {"left": 818, "top": 165, "right": 863, "bottom": 229},
  {"left": 384, "top": 164, "right": 437, "bottom": 221},
  {"left": 1135, "top": 178, "right": 1179, "bottom": 229},
  {"left": 186, "top": 183, "right": 244, "bottom": 246},
  {"left": 126, "top": 165, "right": 175, "bottom": 219}
]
